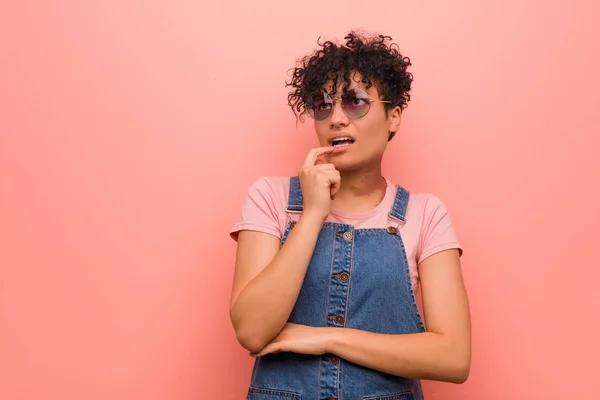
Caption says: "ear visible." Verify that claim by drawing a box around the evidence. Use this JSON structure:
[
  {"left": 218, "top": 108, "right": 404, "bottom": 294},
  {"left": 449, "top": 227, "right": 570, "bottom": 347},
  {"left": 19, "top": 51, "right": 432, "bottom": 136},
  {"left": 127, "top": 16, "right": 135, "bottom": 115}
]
[{"left": 388, "top": 106, "right": 402, "bottom": 135}]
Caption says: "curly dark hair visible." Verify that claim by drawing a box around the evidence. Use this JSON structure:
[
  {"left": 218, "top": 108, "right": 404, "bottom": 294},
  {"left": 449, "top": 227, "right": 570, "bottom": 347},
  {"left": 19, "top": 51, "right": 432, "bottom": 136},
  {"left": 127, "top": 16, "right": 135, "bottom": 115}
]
[{"left": 286, "top": 30, "right": 413, "bottom": 140}]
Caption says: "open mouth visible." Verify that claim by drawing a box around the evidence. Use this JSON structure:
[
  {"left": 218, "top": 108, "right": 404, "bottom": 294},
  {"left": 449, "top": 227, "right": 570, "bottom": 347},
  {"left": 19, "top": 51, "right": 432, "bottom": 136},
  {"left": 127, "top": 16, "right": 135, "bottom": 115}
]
[{"left": 331, "top": 137, "right": 355, "bottom": 149}]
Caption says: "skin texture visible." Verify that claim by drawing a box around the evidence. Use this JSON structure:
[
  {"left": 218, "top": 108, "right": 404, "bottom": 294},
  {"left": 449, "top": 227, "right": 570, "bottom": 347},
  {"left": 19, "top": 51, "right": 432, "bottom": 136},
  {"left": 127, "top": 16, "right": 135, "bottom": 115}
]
[{"left": 230, "top": 72, "right": 471, "bottom": 383}]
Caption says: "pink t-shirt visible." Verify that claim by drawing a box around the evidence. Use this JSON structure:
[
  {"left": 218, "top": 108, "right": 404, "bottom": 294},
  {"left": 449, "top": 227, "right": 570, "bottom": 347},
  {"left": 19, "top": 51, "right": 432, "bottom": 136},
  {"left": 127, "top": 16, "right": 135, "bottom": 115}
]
[{"left": 230, "top": 176, "right": 462, "bottom": 292}]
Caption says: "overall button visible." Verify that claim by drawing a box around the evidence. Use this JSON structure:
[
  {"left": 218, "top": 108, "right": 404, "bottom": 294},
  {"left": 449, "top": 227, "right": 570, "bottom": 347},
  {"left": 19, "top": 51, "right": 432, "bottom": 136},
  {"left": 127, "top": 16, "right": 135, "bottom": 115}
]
[
  {"left": 342, "top": 231, "right": 353, "bottom": 241},
  {"left": 387, "top": 225, "right": 398, "bottom": 234},
  {"left": 326, "top": 355, "right": 340, "bottom": 364},
  {"left": 332, "top": 315, "right": 345, "bottom": 325},
  {"left": 339, "top": 272, "right": 350, "bottom": 283}
]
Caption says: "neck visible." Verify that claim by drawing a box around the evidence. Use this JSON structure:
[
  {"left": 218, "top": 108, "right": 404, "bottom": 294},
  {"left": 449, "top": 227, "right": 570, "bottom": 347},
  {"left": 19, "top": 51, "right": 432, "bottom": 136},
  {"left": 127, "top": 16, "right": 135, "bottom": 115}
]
[{"left": 331, "top": 166, "right": 387, "bottom": 213}]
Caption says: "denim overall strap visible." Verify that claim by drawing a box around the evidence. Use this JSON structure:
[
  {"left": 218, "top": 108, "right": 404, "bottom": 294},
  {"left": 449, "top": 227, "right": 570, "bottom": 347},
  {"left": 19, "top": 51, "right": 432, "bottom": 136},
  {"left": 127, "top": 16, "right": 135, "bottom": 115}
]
[
  {"left": 389, "top": 184, "right": 410, "bottom": 224},
  {"left": 286, "top": 176, "right": 303, "bottom": 213}
]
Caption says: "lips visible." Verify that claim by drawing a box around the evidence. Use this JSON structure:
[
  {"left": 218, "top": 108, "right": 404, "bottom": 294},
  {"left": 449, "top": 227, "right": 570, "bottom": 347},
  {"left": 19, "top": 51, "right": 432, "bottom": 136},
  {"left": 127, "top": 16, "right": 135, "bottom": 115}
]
[{"left": 330, "top": 136, "right": 355, "bottom": 147}]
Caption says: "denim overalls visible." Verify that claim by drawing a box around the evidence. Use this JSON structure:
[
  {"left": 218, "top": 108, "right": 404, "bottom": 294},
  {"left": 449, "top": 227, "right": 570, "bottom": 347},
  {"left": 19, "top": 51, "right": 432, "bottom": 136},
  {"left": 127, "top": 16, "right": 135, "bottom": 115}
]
[{"left": 247, "top": 176, "right": 426, "bottom": 400}]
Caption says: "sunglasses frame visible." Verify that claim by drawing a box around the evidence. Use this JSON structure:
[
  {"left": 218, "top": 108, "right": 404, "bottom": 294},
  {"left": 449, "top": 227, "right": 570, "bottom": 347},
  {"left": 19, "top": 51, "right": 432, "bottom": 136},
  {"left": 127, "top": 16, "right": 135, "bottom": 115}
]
[{"left": 307, "top": 88, "right": 392, "bottom": 121}]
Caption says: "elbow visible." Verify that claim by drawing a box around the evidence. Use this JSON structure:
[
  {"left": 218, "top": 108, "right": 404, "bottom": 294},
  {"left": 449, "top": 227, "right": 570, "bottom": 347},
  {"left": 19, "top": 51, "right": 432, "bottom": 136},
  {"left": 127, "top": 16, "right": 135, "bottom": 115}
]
[
  {"left": 231, "top": 315, "right": 270, "bottom": 353},
  {"left": 449, "top": 366, "right": 470, "bottom": 384},
  {"left": 438, "top": 334, "right": 470, "bottom": 384},
  {"left": 230, "top": 307, "right": 272, "bottom": 353},
  {"left": 447, "top": 356, "right": 471, "bottom": 384},
  {"left": 235, "top": 328, "right": 269, "bottom": 354}
]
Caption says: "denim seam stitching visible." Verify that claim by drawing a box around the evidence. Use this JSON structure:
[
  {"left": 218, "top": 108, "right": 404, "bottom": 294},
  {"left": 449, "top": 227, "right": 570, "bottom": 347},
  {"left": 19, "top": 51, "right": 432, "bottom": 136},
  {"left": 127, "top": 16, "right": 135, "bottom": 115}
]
[{"left": 395, "top": 233, "right": 426, "bottom": 331}]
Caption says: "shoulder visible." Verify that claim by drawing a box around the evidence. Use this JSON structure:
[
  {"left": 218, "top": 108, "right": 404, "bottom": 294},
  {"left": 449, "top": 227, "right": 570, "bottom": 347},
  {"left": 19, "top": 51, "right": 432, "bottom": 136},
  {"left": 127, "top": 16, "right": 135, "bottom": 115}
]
[
  {"left": 230, "top": 176, "right": 294, "bottom": 241},
  {"left": 246, "top": 176, "right": 291, "bottom": 199},
  {"left": 243, "top": 175, "right": 293, "bottom": 215},
  {"left": 408, "top": 192, "right": 449, "bottom": 217}
]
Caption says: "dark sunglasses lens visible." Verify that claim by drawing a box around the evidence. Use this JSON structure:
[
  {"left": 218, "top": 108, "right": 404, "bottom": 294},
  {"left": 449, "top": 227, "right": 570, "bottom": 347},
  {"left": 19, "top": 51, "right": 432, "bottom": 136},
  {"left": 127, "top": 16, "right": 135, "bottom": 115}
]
[
  {"left": 309, "top": 94, "right": 333, "bottom": 121},
  {"left": 342, "top": 89, "right": 371, "bottom": 118}
]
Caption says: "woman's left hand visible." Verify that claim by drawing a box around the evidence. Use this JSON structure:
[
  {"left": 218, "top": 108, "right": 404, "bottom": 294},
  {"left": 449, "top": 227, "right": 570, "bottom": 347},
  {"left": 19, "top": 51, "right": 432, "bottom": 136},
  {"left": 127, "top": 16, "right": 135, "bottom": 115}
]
[{"left": 250, "top": 323, "right": 333, "bottom": 358}]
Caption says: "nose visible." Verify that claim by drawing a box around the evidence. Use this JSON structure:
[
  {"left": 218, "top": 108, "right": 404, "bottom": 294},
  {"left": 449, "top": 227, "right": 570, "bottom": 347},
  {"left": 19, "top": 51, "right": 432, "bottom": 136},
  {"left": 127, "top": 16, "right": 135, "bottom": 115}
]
[{"left": 329, "top": 100, "right": 349, "bottom": 128}]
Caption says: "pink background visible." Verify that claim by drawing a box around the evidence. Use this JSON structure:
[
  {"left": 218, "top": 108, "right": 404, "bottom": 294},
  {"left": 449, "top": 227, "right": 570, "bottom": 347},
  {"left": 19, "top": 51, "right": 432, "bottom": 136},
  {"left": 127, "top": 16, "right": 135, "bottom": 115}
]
[{"left": 1, "top": 1, "right": 599, "bottom": 399}]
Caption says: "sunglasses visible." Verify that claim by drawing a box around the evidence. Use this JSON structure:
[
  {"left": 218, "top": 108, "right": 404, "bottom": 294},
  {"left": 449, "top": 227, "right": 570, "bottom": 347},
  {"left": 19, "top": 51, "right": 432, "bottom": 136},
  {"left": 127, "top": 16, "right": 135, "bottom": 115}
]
[{"left": 307, "top": 88, "right": 391, "bottom": 121}]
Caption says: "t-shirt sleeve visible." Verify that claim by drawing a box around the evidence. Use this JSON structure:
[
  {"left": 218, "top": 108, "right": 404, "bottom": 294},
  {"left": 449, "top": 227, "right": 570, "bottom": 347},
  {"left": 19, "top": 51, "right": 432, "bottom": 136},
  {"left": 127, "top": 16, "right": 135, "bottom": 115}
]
[
  {"left": 230, "top": 177, "right": 284, "bottom": 241},
  {"left": 417, "top": 195, "right": 463, "bottom": 264}
]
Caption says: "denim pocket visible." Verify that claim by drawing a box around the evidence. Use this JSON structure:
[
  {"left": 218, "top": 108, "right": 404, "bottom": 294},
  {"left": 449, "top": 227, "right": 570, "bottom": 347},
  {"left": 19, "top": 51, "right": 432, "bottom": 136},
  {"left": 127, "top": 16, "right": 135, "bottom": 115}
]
[
  {"left": 364, "top": 391, "right": 414, "bottom": 400},
  {"left": 247, "top": 386, "right": 301, "bottom": 400}
]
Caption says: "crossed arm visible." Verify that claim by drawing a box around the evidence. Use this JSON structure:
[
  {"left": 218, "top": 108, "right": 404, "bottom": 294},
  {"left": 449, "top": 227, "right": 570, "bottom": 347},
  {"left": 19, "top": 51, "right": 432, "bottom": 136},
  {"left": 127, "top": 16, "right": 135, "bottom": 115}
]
[{"left": 230, "top": 218, "right": 471, "bottom": 384}]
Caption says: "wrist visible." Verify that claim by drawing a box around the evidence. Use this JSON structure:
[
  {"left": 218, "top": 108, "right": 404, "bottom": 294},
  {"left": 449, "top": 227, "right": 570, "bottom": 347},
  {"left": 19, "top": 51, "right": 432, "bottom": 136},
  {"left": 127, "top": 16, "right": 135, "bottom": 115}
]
[
  {"left": 322, "top": 327, "right": 344, "bottom": 354},
  {"left": 299, "top": 211, "right": 327, "bottom": 226}
]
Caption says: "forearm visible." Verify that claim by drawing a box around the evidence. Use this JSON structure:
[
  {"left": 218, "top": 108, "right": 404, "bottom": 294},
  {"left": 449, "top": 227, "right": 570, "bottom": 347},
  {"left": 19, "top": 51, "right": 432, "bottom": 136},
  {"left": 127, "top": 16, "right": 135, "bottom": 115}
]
[
  {"left": 231, "top": 213, "right": 324, "bottom": 352},
  {"left": 326, "top": 328, "right": 470, "bottom": 384}
]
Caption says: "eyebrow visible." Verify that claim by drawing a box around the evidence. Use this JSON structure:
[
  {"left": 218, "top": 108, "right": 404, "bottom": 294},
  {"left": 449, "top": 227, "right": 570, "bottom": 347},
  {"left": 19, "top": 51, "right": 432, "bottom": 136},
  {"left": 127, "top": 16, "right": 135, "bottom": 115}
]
[{"left": 322, "top": 85, "right": 367, "bottom": 93}]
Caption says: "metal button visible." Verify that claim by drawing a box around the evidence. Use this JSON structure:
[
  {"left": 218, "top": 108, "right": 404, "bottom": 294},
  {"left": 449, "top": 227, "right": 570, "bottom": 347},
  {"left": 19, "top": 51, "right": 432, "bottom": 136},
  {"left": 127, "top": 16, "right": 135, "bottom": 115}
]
[
  {"left": 339, "top": 272, "right": 350, "bottom": 283},
  {"left": 328, "top": 355, "right": 340, "bottom": 364},
  {"left": 342, "top": 231, "right": 353, "bottom": 241},
  {"left": 327, "top": 314, "right": 345, "bottom": 325},
  {"left": 386, "top": 226, "right": 398, "bottom": 234}
]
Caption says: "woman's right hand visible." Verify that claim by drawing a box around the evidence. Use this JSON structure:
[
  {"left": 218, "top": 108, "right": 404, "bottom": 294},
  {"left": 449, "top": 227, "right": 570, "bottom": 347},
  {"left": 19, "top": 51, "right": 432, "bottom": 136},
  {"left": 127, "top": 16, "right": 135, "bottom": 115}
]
[{"left": 298, "top": 147, "right": 340, "bottom": 221}]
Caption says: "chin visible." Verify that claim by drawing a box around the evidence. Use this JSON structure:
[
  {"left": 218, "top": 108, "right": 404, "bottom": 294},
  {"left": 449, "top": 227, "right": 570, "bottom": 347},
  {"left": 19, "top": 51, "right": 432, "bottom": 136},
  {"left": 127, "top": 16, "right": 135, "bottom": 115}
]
[{"left": 329, "top": 157, "right": 362, "bottom": 172}]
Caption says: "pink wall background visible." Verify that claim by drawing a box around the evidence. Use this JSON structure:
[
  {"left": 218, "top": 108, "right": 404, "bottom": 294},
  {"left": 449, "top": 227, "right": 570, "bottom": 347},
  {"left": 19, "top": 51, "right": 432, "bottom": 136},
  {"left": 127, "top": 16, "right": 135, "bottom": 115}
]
[{"left": 1, "top": 1, "right": 599, "bottom": 399}]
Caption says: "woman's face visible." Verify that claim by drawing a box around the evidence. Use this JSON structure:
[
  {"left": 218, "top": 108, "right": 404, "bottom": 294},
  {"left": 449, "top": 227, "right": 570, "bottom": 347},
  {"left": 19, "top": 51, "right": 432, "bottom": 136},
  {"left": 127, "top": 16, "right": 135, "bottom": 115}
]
[{"left": 313, "top": 72, "right": 401, "bottom": 172}]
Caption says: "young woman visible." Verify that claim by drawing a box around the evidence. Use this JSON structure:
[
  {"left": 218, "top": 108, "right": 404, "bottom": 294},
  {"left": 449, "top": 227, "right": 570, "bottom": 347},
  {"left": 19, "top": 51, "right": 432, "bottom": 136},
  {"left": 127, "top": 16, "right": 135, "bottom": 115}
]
[{"left": 229, "top": 31, "right": 471, "bottom": 400}]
